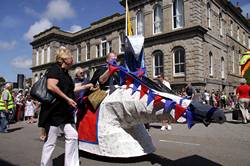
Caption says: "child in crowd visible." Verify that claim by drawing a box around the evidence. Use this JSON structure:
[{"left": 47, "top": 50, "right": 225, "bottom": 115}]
[{"left": 24, "top": 95, "right": 36, "bottom": 124}]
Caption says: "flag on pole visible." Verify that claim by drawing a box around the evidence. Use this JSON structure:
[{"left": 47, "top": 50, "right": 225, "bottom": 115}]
[{"left": 126, "top": 0, "right": 133, "bottom": 36}]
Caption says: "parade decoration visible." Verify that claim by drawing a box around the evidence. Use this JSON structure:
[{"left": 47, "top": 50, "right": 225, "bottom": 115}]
[
  {"left": 77, "top": 0, "right": 225, "bottom": 157},
  {"left": 240, "top": 50, "right": 250, "bottom": 85}
]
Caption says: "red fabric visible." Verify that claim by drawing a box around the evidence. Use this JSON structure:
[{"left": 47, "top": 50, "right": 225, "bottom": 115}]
[
  {"left": 77, "top": 102, "right": 99, "bottom": 143},
  {"left": 175, "top": 104, "right": 186, "bottom": 120},
  {"left": 153, "top": 95, "right": 163, "bottom": 107},
  {"left": 140, "top": 84, "right": 148, "bottom": 99},
  {"left": 125, "top": 76, "right": 134, "bottom": 89},
  {"left": 236, "top": 84, "right": 250, "bottom": 99},
  {"left": 108, "top": 65, "right": 119, "bottom": 75}
]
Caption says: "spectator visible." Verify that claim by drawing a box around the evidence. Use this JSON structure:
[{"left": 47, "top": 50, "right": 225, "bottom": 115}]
[
  {"left": 203, "top": 90, "right": 210, "bottom": 105},
  {"left": 210, "top": 91, "right": 217, "bottom": 107},
  {"left": 236, "top": 78, "right": 250, "bottom": 124},
  {"left": 154, "top": 74, "right": 172, "bottom": 131},
  {"left": 220, "top": 92, "right": 227, "bottom": 110},
  {"left": 24, "top": 95, "right": 36, "bottom": 124},
  {"left": 185, "top": 83, "right": 194, "bottom": 99},
  {"left": 15, "top": 90, "right": 24, "bottom": 121},
  {"left": 0, "top": 83, "right": 14, "bottom": 133}
]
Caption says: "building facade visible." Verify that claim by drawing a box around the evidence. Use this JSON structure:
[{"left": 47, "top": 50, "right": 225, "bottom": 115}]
[{"left": 30, "top": 0, "right": 250, "bottom": 93}]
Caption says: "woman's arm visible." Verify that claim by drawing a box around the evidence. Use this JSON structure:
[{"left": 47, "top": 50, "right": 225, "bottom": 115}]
[
  {"left": 74, "top": 83, "right": 93, "bottom": 92},
  {"left": 47, "top": 78, "right": 77, "bottom": 108}
]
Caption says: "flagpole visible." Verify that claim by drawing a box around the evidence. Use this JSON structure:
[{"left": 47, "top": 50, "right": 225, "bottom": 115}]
[{"left": 125, "top": 0, "right": 128, "bottom": 36}]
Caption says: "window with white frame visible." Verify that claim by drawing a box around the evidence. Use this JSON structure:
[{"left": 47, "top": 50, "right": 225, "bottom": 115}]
[
  {"left": 136, "top": 10, "right": 144, "bottom": 35},
  {"left": 221, "top": 57, "right": 225, "bottom": 79},
  {"left": 207, "top": 3, "right": 211, "bottom": 28},
  {"left": 237, "top": 26, "right": 240, "bottom": 41},
  {"left": 243, "top": 32, "right": 246, "bottom": 45},
  {"left": 108, "top": 41, "right": 112, "bottom": 53},
  {"left": 209, "top": 52, "right": 213, "bottom": 76},
  {"left": 153, "top": 50, "right": 164, "bottom": 77},
  {"left": 153, "top": 4, "right": 163, "bottom": 34},
  {"left": 96, "top": 44, "right": 100, "bottom": 58},
  {"left": 101, "top": 39, "right": 107, "bottom": 57},
  {"left": 219, "top": 13, "right": 223, "bottom": 36},
  {"left": 47, "top": 46, "right": 50, "bottom": 63},
  {"left": 230, "top": 20, "right": 233, "bottom": 37},
  {"left": 173, "top": 47, "right": 185, "bottom": 76},
  {"left": 173, "top": 0, "right": 184, "bottom": 29},
  {"left": 36, "top": 49, "right": 39, "bottom": 66},
  {"left": 41, "top": 48, "right": 44, "bottom": 64},
  {"left": 77, "top": 44, "right": 81, "bottom": 63},
  {"left": 119, "top": 32, "right": 125, "bottom": 53}
]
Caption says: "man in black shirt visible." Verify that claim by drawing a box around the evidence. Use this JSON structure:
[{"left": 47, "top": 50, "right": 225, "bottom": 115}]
[{"left": 90, "top": 51, "right": 119, "bottom": 91}]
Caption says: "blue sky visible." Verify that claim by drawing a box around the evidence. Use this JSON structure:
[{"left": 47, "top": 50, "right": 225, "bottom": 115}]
[{"left": 0, "top": 0, "right": 249, "bottom": 82}]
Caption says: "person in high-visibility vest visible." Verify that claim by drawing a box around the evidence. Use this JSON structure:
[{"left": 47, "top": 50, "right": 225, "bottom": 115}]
[{"left": 0, "top": 83, "right": 14, "bottom": 133}]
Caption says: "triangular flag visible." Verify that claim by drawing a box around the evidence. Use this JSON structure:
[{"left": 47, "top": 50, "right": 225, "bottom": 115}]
[
  {"left": 125, "top": 76, "right": 134, "bottom": 89},
  {"left": 132, "top": 79, "right": 140, "bottom": 95},
  {"left": 153, "top": 95, "right": 163, "bottom": 107},
  {"left": 118, "top": 70, "right": 126, "bottom": 86},
  {"left": 164, "top": 100, "right": 176, "bottom": 113},
  {"left": 147, "top": 90, "right": 155, "bottom": 106},
  {"left": 186, "top": 108, "right": 195, "bottom": 129},
  {"left": 175, "top": 104, "right": 186, "bottom": 120},
  {"left": 140, "top": 84, "right": 148, "bottom": 99}
]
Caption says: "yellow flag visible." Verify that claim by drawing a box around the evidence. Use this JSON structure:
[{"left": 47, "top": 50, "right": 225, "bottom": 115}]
[{"left": 126, "top": 0, "right": 133, "bottom": 36}]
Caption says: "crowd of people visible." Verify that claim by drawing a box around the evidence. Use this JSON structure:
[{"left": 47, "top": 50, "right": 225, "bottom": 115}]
[{"left": 0, "top": 46, "right": 249, "bottom": 166}]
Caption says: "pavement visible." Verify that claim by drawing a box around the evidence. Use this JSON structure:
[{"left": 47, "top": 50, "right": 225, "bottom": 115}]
[{"left": 0, "top": 112, "right": 250, "bottom": 166}]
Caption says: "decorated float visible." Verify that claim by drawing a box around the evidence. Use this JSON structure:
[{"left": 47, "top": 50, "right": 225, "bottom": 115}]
[{"left": 76, "top": 0, "right": 226, "bottom": 158}]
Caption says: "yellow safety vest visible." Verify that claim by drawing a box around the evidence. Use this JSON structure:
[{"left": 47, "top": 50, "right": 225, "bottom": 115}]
[{"left": 0, "top": 89, "right": 14, "bottom": 111}]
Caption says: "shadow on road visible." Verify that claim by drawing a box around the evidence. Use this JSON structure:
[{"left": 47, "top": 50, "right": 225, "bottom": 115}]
[
  {"left": 0, "top": 158, "right": 17, "bottom": 166},
  {"left": 7, "top": 127, "right": 23, "bottom": 133}
]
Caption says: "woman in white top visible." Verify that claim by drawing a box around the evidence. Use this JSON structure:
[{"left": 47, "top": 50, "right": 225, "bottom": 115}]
[{"left": 24, "top": 95, "right": 36, "bottom": 123}]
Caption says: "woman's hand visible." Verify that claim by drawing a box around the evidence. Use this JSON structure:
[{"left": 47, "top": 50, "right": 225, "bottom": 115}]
[
  {"left": 67, "top": 98, "right": 77, "bottom": 108},
  {"left": 84, "top": 83, "right": 94, "bottom": 89}
]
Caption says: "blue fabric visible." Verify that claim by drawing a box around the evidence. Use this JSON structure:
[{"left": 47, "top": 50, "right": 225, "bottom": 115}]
[
  {"left": 147, "top": 90, "right": 155, "bottom": 106},
  {"left": 206, "top": 107, "right": 216, "bottom": 122},
  {"left": 164, "top": 100, "right": 176, "bottom": 113},
  {"left": 132, "top": 79, "right": 140, "bottom": 95},
  {"left": 186, "top": 108, "right": 195, "bottom": 129},
  {"left": 179, "top": 96, "right": 189, "bottom": 106}
]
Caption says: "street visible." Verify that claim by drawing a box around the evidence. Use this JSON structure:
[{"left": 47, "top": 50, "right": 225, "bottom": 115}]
[{"left": 0, "top": 112, "right": 249, "bottom": 166}]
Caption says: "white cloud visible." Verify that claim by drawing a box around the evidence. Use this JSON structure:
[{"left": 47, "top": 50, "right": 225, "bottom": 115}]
[
  {"left": 69, "top": 25, "right": 82, "bottom": 33},
  {"left": 24, "top": 18, "right": 52, "bottom": 41},
  {"left": 24, "top": 7, "right": 41, "bottom": 18},
  {"left": 44, "top": 0, "right": 75, "bottom": 21},
  {"left": 11, "top": 56, "right": 32, "bottom": 69},
  {"left": 0, "top": 41, "right": 16, "bottom": 50},
  {"left": 241, "top": 3, "right": 250, "bottom": 17}
]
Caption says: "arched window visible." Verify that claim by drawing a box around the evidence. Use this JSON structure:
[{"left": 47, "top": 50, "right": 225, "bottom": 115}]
[
  {"left": 153, "top": 4, "right": 163, "bottom": 34},
  {"left": 221, "top": 57, "right": 225, "bottom": 79},
  {"left": 173, "top": 0, "right": 184, "bottom": 29},
  {"left": 173, "top": 47, "right": 185, "bottom": 76},
  {"left": 207, "top": 3, "right": 211, "bottom": 28},
  {"left": 153, "top": 50, "right": 164, "bottom": 77},
  {"left": 209, "top": 52, "right": 213, "bottom": 76},
  {"left": 136, "top": 11, "right": 144, "bottom": 35}
]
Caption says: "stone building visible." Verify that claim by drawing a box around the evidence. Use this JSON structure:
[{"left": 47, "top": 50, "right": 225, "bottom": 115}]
[{"left": 30, "top": 0, "right": 250, "bottom": 93}]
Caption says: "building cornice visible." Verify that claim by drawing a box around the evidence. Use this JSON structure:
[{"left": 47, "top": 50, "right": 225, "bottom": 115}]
[{"left": 144, "top": 26, "right": 208, "bottom": 47}]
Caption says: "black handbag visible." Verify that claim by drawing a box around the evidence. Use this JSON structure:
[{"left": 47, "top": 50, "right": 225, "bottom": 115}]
[{"left": 30, "top": 71, "right": 55, "bottom": 104}]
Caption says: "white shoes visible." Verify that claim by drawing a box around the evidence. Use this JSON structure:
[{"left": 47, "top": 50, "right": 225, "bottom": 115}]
[
  {"left": 167, "top": 124, "right": 172, "bottom": 131},
  {"left": 160, "top": 125, "right": 172, "bottom": 131},
  {"left": 160, "top": 126, "right": 166, "bottom": 131}
]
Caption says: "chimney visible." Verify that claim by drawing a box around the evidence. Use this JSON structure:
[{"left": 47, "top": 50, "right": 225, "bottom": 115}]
[{"left": 235, "top": 2, "right": 242, "bottom": 13}]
